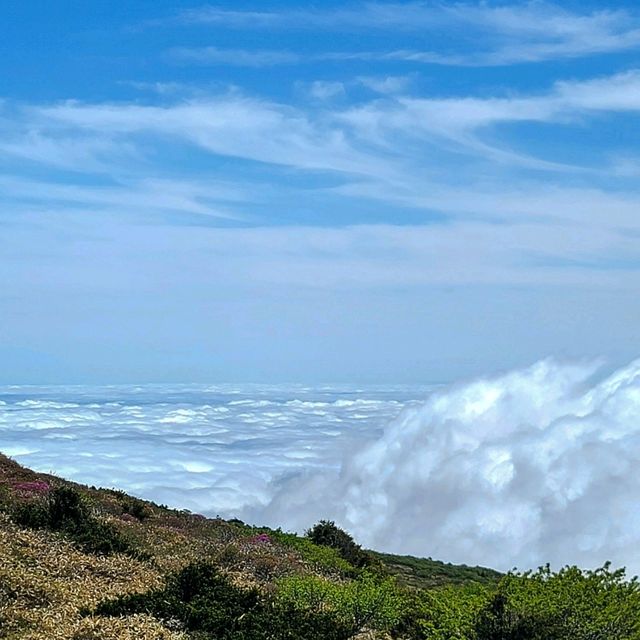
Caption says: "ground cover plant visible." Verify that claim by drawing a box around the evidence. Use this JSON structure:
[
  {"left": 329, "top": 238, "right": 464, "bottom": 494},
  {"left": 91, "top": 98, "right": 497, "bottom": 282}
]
[
  {"left": 2, "top": 452, "right": 640, "bottom": 639},
  {"left": 369, "top": 552, "right": 502, "bottom": 589},
  {"left": 276, "top": 570, "right": 405, "bottom": 635},
  {"left": 90, "top": 561, "right": 354, "bottom": 640}
]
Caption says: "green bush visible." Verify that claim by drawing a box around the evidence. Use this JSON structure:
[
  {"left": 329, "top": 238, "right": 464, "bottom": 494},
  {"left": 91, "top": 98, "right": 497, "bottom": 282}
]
[
  {"left": 259, "top": 528, "right": 355, "bottom": 576},
  {"left": 13, "top": 499, "right": 51, "bottom": 530},
  {"left": 390, "top": 563, "right": 640, "bottom": 640},
  {"left": 92, "top": 561, "right": 353, "bottom": 639},
  {"left": 475, "top": 563, "right": 640, "bottom": 640},
  {"left": 122, "top": 499, "right": 152, "bottom": 521},
  {"left": 277, "top": 571, "right": 404, "bottom": 635},
  {"left": 394, "top": 583, "right": 490, "bottom": 640},
  {"left": 305, "top": 520, "right": 373, "bottom": 569},
  {"left": 14, "top": 486, "right": 137, "bottom": 557},
  {"left": 371, "top": 551, "right": 502, "bottom": 588}
]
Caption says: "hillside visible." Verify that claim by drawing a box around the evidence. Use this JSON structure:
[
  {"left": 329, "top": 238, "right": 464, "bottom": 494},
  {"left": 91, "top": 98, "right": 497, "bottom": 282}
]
[
  {"left": 370, "top": 552, "right": 501, "bottom": 590},
  {"left": 1, "top": 452, "right": 639, "bottom": 640}
]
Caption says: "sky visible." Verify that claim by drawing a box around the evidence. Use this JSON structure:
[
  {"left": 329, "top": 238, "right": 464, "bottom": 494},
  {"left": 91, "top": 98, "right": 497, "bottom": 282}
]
[{"left": 2, "top": 0, "right": 640, "bottom": 384}]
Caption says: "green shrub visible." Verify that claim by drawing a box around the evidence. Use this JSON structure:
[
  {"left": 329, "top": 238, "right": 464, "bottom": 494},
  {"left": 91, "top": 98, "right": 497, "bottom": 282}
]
[
  {"left": 392, "top": 563, "right": 640, "bottom": 640},
  {"left": 264, "top": 529, "right": 355, "bottom": 576},
  {"left": 13, "top": 486, "right": 138, "bottom": 557},
  {"left": 475, "top": 563, "right": 640, "bottom": 640},
  {"left": 216, "top": 543, "right": 243, "bottom": 568},
  {"left": 13, "top": 499, "right": 51, "bottom": 530},
  {"left": 394, "top": 583, "right": 490, "bottom": 640},
  {"left": 305, "top": 520, "right": 373, "bottom": 569},
  {"left": 277, "top": 571, "right": 404, "bottom": 635},
  {"left": 92, "top": 561, "right": 353, "bottom": 639},
  {"left": 122, "top": 500, "right": 152, "bottom": 521}
]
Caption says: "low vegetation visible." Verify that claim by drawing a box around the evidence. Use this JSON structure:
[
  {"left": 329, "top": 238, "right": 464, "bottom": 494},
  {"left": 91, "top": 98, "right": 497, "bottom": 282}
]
[
  {"left": 305, "top": 519, "right": 375, "bottom": 569},
  {"left": 370, "top": 551, "right": 502, "bottom": 589},
  {"left": 1, "top": 452, "right": 639, "bottom": 639},
  {"left": 13, "top": 485, "right": 139, "bottom": 557},
  {"left": 90, "top": 561, "right": 354, "bottom": 639}
]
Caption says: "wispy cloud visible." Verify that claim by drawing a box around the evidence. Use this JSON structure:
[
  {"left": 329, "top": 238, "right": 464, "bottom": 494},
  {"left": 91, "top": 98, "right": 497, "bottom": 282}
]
[
  {"left": 6, "top": 68, "right": 640, "bottom": 191},
  {"left": 170, "top": 2, "right": 640, "bottom": 65},
  {"left": 339, "top": 70, "right": 640, "bottom": 168},
  {"left": 0, "top": 131, "right": 137, "bottom": 173},
  {"left": 307, "top": 81, "right": 346, "bottom": 101},
  {"left": 169, "top": 46, "right": 302, "bottom": 67},
  {"left": 30, "top": 96, "right": 400, "bottom": 180},
  {"left": 356, "top": 75, "right": 412, "bottom": 95},
  {"left": 176, "top": 7, "right": 284, "bottom": 28},
  {"left": 4, "top": 67, "right": 640, "bottom": 289},
  {"left": 0, "top": 175, "right": 247, "bottom": 222}
]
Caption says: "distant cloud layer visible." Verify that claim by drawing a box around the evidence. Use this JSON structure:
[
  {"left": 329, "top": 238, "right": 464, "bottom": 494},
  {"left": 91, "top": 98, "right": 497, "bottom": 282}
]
[
  {"left": 0, "top": 384, "right": 419, "bottom": 515},
  {"left": 3, "top": 360, "right": 640, "bottom": 574}
]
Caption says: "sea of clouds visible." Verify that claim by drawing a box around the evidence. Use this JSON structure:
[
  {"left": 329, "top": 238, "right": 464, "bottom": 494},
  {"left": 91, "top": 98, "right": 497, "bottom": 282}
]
[
  {"left": 0, "top": 382, "right": 423, "bottom": 517},
  {"left": 2, "top": 360, "right": 640, "bottom": 575}
]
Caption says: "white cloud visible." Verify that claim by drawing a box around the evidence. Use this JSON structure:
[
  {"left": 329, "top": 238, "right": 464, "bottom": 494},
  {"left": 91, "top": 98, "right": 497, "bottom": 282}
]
[
  {"left": 172, "top": 3, "right": 640, "bottom": 65},
  {"left": 255, "top": 359, "right": 640, "bottom": 574},
  {"left": 0, "top": 130, "right": 139, "bottom": 174},
  {"left": 176, "top": 7, "right": 283, "bottom": 28},
  {"left": 4, "top": 71, "right": 640, "bottom": 293},
  {"left": 23, "top": 70, "right": 640, "bottom": 182},
  {"left": 28, "top": 96, "right": 400, "bottom": 182},
  {"left": 356, "top": 75, "right": 412, "bottom": 94},
  {"left": 339, "top": 70, "right": 640, "bottom": 167},
  {"left": 0, "top": 175, "right": 247, "bottom": 221},
  {"left": 0, "top": 384, "right": 412, "bottom": 516},
  {"left": 4, "top": 194, "right": 640, "bottom": 293},
  {"left": 308, "top": 81, "right": 345, "bottom": 101},
  {"left": 6, "top": 69, "right": 637, "bottom": 190}
]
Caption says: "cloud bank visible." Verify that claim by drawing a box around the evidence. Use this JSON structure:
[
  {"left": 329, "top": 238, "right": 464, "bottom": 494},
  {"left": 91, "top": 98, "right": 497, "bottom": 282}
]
[
  {"left": 3, "top": 360, "right": 640, "bottom": 574},
  {"left": 254, "top": 359, "right": 640, "bottom": 574},
  {"left": 0, "top": 384, "right": 418, "bottom": 516}
]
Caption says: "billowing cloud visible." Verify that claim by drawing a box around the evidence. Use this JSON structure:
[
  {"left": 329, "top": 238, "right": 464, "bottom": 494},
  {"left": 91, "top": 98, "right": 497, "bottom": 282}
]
[{"left": 255, "top": 359, "right": 640, "bottom": 574}]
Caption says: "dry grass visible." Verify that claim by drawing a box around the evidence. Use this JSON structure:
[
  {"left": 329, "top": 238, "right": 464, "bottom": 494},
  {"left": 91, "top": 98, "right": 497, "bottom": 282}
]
[
  {"left": 0, "top": 514, "right": 183, "bottom": 639},
  {"left": 0, "top": 453, "right": 356, "bottom": 638}
]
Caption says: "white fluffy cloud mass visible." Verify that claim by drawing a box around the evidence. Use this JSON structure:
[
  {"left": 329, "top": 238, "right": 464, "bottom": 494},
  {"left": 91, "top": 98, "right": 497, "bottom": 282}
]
[
  {"left": 2, "top": 360, "right": 640, "bottom": 574},
  {"left": 258, "top": 359, "right": 640, "bottom": 574}
]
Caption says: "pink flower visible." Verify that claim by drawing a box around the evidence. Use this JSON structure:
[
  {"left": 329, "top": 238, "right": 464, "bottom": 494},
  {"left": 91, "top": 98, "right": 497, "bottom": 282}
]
[
  {"left": 251, "top": 533, "right": 272, "bottom": 544},
  {"left": 13, "top": 480, "right": 50, "bottom": 494}
]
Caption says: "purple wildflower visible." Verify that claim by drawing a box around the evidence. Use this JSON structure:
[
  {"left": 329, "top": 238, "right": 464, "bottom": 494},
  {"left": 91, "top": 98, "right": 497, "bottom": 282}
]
[
  {"left": 13, "top": 480, "right": 50, "bottom": 494},
  {"left": 251, "top": 533, "right": 272, "bottom": 544}
]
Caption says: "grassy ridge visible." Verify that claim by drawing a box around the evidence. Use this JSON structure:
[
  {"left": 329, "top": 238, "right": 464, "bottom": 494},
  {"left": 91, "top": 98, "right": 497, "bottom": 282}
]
[
  {"left": 2, "top": 452, "right": 640, "bottom": 640},
  {"left": 371, "top": 551, "right": 502, "bottom": 589}
]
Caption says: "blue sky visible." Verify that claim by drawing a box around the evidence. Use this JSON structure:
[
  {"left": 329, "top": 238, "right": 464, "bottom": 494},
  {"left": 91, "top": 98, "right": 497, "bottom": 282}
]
[{"left": 2, "top": 1, "right": 640, "bottom": 383}]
